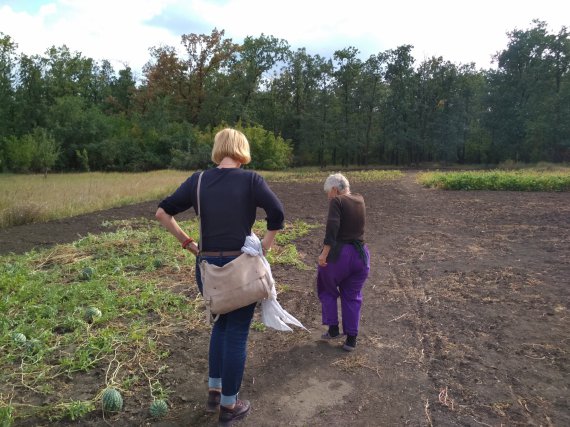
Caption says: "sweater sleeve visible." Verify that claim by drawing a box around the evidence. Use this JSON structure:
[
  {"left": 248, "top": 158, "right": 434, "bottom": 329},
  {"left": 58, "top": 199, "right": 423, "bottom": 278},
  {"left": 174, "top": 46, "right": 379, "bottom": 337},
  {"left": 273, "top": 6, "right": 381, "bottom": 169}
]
[
  {"left": 253, "top": 174, "right": 285, "bottom": 230},
  {"left": 324, "top": 197, "right": 341, "bottom": 246},
  {"left": 157, "top": 175, "right": 195, "bottom": 216}
]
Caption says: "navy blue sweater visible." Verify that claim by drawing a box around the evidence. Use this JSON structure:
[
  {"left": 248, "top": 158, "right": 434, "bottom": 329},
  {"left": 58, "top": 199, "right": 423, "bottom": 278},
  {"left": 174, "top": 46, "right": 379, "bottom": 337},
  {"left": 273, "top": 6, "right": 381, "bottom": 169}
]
[{"left": 158, "top": 168, "right": 284, "bottom": 251}]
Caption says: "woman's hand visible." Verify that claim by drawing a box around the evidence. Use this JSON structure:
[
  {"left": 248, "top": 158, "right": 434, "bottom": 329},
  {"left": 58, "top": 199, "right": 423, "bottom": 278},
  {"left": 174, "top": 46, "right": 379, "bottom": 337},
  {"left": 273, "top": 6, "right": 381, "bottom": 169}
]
[
  {"left": 262, "top": 230, "right": 278, "bottom": 256},
  {"left": 318, "top": 245, "right": 331, "bottom": 267},
  {"left": 186, "top": 241, "right": 200, "bottom": 256}
]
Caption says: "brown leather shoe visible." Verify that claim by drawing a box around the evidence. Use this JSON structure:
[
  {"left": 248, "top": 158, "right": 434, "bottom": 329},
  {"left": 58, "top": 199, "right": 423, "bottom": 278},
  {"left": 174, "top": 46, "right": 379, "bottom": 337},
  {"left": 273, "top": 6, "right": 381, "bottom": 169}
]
[
  {"left": 206, "top": 390, "right": 221, "bottom": 413},
  {"left": 218, "top": 399, "right": 250, "bottom": 426}
]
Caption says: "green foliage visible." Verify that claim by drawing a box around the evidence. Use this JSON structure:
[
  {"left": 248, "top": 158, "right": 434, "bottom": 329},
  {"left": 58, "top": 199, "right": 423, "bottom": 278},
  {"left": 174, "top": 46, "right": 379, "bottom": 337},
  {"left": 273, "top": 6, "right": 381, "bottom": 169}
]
[
  {"left": 0, "top": 404, "right": 14, "bottom": 427},
  {"left": 0, "top": 127, "right": 56, "bottom": 175},
  {"left": 0, "top": 217, "right": 314, "bottom": 424},
  {"left": 252, "top": 219, "right": 318, "bottom": 269},
  {"left": 1, "top": 21, "right": 567, "bottom": 172},
  {"left": 241, "top": 124, "right": 293, "bottom": 170},
  {"left": 418, "top": 170, "right": 570, "bottom": 191},
  {"left": 250, "top": 321, "right": 266, "bottom": 332}
]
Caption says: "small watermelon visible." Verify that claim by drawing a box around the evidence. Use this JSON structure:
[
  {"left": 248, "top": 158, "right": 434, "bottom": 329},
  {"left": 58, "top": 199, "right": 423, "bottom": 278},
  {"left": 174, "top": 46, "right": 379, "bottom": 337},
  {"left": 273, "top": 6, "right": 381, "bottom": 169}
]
[
  {"left": 12, "top": 332, "right": 27, "bottom": 345},
  {"left": 102, "top": 387, "right": 123, "bottom": 412},
  {"left": 149, "top": 399, "right": 168, "bottom": 418},
  {"left": 80, "top": 267, "right": 94, "bottom": 280},
  {"left": 84, "top": 307, "right": 102, "bottom": 323}
]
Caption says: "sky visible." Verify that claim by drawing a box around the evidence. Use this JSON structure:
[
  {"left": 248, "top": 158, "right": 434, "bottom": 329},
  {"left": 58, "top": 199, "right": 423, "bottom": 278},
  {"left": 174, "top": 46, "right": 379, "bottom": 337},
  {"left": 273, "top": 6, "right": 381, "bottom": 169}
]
[{"left": 1, "top": 0, "right": 568, "bottom": 79}]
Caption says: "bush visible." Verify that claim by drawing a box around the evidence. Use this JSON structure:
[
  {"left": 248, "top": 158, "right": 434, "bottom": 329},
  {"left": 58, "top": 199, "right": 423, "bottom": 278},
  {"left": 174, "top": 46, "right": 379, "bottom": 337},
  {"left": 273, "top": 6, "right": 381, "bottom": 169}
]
[{"left": 2, "top": 128, "right": 60, "bottom": 173}]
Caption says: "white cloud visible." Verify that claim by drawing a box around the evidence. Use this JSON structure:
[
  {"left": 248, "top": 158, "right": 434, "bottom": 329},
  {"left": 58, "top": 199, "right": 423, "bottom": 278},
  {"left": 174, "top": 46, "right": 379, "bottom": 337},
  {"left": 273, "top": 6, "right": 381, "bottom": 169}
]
[
  {"left": 1, "top": 0, "right": 568, "bottom": 76},
  {"left": 0, "top": 0, "right": 180, "bottom": 76}
]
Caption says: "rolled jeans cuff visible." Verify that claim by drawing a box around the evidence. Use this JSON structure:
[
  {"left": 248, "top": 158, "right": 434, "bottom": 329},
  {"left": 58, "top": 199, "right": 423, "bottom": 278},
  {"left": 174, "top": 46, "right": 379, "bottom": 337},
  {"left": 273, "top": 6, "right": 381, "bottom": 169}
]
[
  {"left": 208, "top": 377, "right": 222, "bottom": 389},
  {"left": 220, "top": 393, "right": 238, "bottom": 406}
]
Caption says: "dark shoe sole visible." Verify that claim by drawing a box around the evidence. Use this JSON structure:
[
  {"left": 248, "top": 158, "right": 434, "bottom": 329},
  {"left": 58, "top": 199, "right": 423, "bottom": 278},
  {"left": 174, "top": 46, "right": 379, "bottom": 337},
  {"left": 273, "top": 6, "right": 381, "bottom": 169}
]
[
  {"left": 321, "top": 332, "right": 345, "bottom": 340},
  {"left": 342, "top": 344, "right": 356, "bottom": 351},
  {"left": 206, "top": 403, "right": 219, "bottom": 413},
  {"left": 218, "top": 406, "right": 250, "bottom": 426}
]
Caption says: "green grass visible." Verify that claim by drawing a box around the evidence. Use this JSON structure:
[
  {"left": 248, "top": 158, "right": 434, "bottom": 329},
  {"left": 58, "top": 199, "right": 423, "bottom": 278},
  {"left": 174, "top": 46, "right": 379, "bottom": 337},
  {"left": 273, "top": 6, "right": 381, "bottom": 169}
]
[
  {"left": 417, "top": 169, "right": 570, "bottom": 191},
  {"left": 0, "top": 217, "right": 314, "bottom": 425}
]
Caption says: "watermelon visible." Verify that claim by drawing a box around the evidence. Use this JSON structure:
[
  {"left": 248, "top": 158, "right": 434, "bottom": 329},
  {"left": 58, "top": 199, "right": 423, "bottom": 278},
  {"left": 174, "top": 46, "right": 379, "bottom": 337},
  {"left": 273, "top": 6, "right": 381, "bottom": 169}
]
[
  {"left": 84, "top": 307, "right": 102, "bottom": 323},
  {"left": 80, "top": 267, "right": 94, "bottom": 280},
  {"left": 149, "top": 399, "right": 168, "bottom": 418},
  {"left": 12, "top": 332, "right": 27, "bottom": 345},
  {"left": 102, "top": 387, "right": 123, "bottom": 412}
]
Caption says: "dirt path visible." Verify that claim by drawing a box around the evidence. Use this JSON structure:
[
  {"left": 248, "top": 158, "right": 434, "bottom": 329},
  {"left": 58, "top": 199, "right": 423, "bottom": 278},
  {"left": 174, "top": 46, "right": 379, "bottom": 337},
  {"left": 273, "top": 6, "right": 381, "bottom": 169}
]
[{"left": 3, "top": 173, "right": 569, "bottom": 426}]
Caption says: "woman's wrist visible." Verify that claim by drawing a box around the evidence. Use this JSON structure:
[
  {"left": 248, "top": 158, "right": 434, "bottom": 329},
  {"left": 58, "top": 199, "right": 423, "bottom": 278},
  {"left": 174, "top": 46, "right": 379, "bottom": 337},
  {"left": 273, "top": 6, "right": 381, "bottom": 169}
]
[{"left": 182, "top": 237, "right": 194, "bottom": 249}]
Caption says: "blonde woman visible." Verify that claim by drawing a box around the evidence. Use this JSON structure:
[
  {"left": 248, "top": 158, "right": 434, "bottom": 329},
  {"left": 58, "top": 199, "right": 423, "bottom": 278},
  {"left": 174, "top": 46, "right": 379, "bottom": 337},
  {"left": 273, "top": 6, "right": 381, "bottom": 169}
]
[
  {"left": 317, "top": 173, "right": 369, "bottom": 351},
  {"left": 156, "top": 128, "right": 284, "bottom": 425}
]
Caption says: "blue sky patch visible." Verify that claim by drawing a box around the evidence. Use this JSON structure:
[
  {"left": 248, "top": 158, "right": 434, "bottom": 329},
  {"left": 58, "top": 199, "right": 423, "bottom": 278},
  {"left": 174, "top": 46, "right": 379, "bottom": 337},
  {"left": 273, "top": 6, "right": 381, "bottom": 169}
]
[
  {"left": 2, "top": 0, "right": 48, "bottom": 14},
  {"left": 145, "top": 6, "right": 212, "bottom": 39}
]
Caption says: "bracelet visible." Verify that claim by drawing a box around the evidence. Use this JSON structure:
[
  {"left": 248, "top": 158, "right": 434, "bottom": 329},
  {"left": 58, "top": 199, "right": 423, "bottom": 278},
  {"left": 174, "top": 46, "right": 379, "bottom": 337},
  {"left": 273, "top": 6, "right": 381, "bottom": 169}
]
[{"left": 182, "top": 238, "right": 194, "bottom": 249}]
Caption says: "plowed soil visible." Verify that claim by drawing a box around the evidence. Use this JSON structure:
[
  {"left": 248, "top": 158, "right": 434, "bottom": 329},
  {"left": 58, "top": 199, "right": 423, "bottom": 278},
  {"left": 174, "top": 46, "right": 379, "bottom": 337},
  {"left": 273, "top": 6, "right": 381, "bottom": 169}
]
[{"left": 2, "top": 172, "right": 569, "bottom": 426}]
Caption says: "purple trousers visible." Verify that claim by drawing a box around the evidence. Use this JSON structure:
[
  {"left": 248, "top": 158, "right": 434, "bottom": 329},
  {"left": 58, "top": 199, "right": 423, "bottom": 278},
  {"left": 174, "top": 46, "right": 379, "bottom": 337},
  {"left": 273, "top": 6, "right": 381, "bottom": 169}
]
[{"left": 317, "top": 243, "right": 370, "bottom": 336}]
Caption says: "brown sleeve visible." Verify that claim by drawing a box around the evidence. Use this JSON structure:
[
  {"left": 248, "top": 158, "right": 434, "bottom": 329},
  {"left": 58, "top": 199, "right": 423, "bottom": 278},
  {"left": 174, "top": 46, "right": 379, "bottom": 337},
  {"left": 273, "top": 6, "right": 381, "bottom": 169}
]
[{"left": 324, "top": 197, "right": 341, "bottom": 246}]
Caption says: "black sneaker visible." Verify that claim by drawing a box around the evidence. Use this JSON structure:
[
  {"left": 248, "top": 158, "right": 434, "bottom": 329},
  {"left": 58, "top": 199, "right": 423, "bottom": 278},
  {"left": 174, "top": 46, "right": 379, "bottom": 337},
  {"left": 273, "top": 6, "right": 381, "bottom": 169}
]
[
  {"left": 218, "top": 399, "right": 251, "bottom": 426},
  {"left": 321, "top": 325, "right": 344, "bottom": 340},
  {"left": 206, "top": 390, "right": 221, "bottom": 413},
  {"left": 343, "top": 335, "right": 357, "bottom": 351}
]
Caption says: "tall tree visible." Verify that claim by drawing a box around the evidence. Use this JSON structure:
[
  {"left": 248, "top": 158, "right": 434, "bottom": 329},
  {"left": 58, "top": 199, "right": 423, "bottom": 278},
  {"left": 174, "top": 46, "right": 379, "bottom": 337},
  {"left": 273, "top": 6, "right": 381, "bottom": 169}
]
[
  {"left": 0, "top": 33, "right": 17, "bottom": 139},
  {"left": 232, "top": 34, "right": 290, "bottom": 123},
  {"left": 140, "top": 45, "right": 187, "bottom": 122},
  {"left": 181, "top": 28, "right": 239, "bottom": 124},
  {"left": 14, "top": 53, "right": 48, "bottom": 133},
  {"left": 356, "top": 52, "right": 388, "bottom": 164},
  {"left": 383, "top": 45, "right": 418, "bottom": 164},
  {"left": 333, "top": 47, "right": 362, "bottom": 165},
  {"left": 486, "top": 20, "right": 570, "bottom": 162}
]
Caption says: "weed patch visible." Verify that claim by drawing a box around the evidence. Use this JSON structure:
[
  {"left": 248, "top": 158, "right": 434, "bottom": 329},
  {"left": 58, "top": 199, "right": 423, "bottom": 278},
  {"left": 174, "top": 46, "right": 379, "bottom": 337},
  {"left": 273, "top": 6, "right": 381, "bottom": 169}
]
[
  {"left": 418, "top": 169, "right": 570, "bottom": 191},
  {"left": 0, "top": 217, "right": 314, "bottom": 424}
]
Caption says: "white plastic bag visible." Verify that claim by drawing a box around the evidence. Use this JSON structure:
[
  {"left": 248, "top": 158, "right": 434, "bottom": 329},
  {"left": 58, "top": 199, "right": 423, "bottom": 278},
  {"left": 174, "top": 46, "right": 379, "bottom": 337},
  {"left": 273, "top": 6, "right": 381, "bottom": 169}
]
[{"left": 242, "top": 234, "right": 307, "bottom": 332}]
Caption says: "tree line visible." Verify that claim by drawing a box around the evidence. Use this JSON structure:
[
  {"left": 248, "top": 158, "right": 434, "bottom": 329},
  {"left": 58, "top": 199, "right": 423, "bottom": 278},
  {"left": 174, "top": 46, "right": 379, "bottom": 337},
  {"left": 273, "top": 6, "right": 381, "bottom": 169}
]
[{"left": 0, "top": 20, "right": 568, "bottom": 173}]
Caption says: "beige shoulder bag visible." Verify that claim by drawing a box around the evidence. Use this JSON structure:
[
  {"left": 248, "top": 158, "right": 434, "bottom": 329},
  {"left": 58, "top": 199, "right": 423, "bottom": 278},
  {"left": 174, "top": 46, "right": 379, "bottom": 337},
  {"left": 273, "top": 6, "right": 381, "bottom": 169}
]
[{"left": 197, "top": 171, "right": 272, "bottom": 320}]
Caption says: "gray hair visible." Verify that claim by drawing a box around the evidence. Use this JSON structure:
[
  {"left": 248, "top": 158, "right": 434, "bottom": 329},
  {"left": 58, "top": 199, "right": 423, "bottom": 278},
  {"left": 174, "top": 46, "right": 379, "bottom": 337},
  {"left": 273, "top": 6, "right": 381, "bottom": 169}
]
[{"left": 324, "top": 173, "right": 350, "bottom": 193}]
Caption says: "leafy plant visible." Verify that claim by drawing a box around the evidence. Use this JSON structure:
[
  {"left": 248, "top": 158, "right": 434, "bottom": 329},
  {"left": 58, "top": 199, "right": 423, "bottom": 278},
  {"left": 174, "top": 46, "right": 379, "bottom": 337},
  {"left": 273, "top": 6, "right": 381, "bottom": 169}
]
[
  {"left": 418, "top": 170, "right": 570, "bottom": 191},
  {"left": 251, "top": 321, "right": 266, "bottom": 332}
]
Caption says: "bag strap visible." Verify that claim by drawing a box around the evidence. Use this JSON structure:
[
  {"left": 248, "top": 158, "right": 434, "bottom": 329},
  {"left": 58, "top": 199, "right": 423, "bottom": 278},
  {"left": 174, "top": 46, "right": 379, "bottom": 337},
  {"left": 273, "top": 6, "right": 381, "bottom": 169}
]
[
  {"left": 196, "top": 171, "right": 218, "bottom": 324},
  {"left": 197, "top": 171, "right": 205, "bottom": 252}
]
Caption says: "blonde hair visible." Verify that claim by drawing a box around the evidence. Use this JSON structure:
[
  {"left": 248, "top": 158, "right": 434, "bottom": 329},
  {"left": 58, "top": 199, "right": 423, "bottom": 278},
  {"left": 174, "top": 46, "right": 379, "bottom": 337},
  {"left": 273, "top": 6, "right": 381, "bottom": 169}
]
[
  {"left": 211, "top": 128, "right": 251, "bottom": 165},
  {"left": 324, "top": 173, "right": 350, "bottom": 193}
]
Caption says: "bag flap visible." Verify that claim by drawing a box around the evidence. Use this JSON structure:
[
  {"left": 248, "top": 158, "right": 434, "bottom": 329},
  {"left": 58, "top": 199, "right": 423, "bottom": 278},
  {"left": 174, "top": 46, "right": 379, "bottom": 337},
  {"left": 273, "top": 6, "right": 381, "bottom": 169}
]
[{"left": 201, "top": 254, "right": 267, "bottom": 292}]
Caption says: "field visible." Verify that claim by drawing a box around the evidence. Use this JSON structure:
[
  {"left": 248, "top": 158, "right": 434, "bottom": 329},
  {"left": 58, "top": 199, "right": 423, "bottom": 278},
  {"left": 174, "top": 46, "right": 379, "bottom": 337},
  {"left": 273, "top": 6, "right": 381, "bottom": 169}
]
[{"left": 1, "top": 171, "right": 569, "bottom": 426}]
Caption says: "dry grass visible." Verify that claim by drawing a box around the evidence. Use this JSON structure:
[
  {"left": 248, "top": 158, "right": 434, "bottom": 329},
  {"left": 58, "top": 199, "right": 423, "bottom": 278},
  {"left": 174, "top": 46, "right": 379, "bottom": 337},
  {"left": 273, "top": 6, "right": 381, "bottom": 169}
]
[
  {"left": 0, "top": 169, "right": 402, "bottom": 229},
  {"left": 0, "top": 170, "right": 192, "bottom": 228}
]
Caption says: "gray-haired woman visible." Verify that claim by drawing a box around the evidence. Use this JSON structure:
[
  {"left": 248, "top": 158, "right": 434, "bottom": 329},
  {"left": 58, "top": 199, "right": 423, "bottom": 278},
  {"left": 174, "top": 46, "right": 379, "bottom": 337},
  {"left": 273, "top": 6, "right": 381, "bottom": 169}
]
[{"left": 317, "top": 173, "right": 369, "bottom": 351}]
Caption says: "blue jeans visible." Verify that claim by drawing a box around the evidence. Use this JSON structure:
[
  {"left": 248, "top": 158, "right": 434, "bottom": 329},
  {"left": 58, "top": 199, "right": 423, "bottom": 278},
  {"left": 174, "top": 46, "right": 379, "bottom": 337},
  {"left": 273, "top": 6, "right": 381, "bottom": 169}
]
[{"left": 196, "top": 255, "right": 256, "bottom": 405}]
